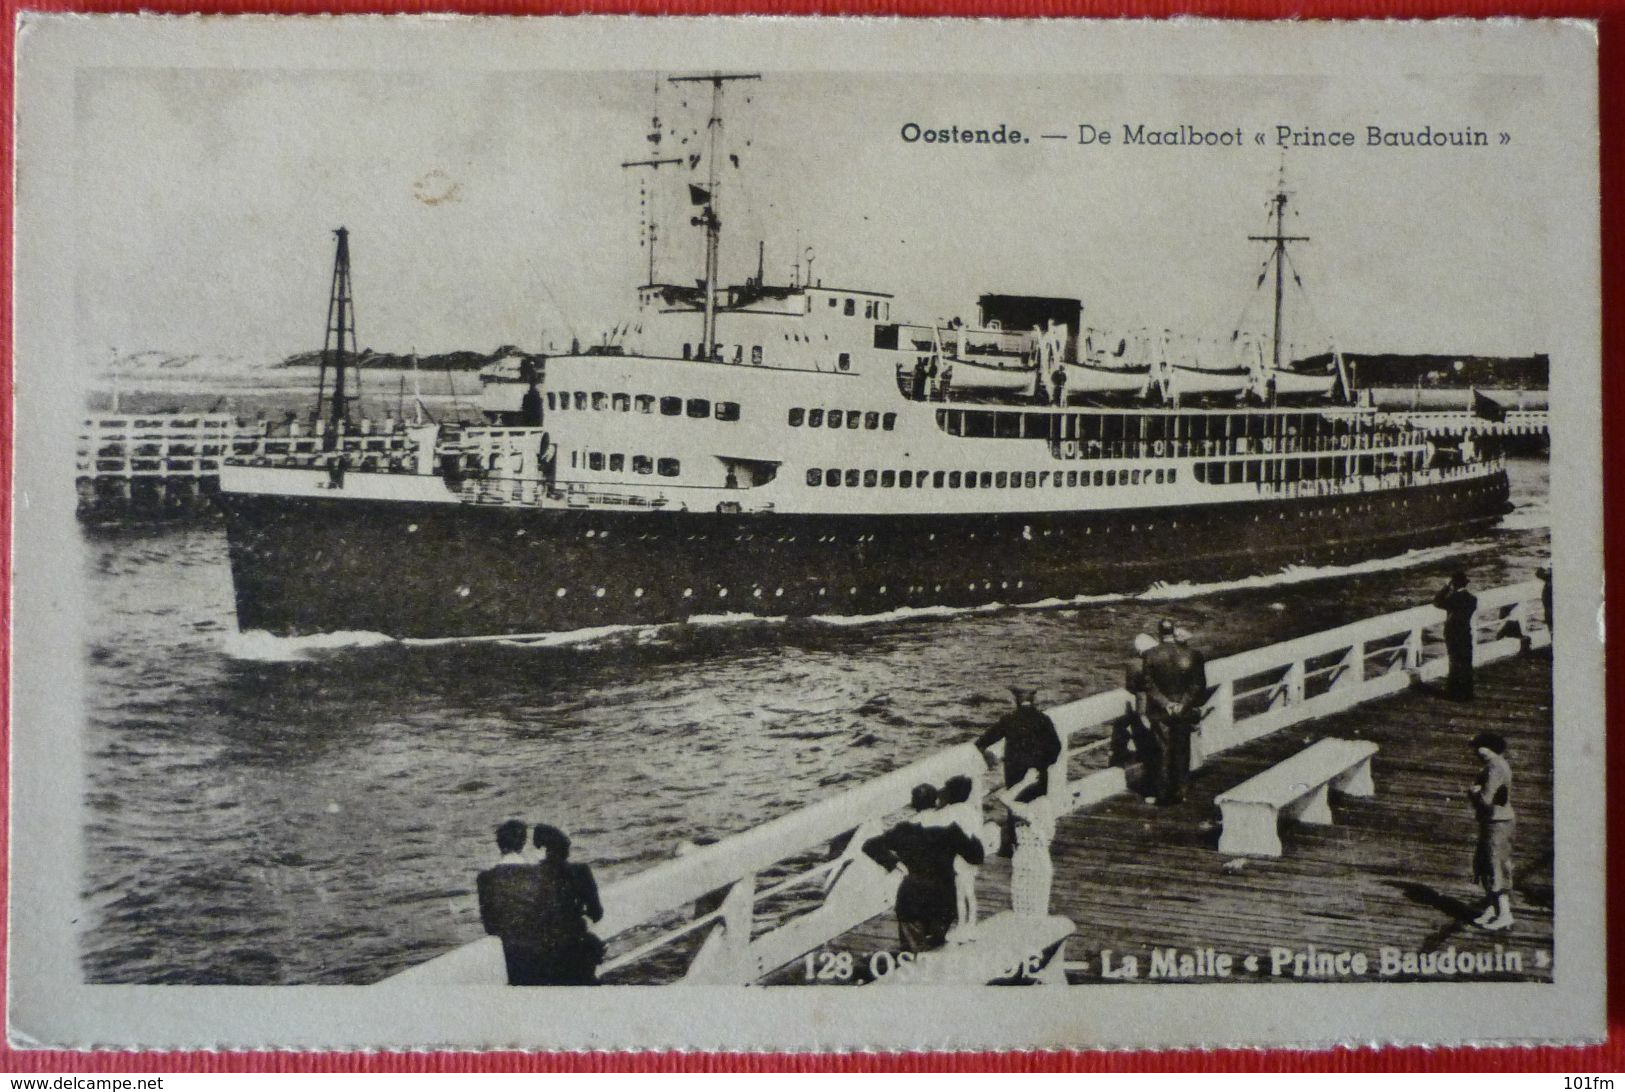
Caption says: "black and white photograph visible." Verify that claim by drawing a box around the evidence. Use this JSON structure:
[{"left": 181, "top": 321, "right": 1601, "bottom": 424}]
[{"left": 9, "top": 15, "right": 1605, "bottom": 1050}]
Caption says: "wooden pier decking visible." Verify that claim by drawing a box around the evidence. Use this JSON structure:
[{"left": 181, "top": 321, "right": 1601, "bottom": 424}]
[{"left": 778, "top": 650, "right": 1554, "bottom": 986}]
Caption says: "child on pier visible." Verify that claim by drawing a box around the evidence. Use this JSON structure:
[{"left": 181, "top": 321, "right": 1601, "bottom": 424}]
[
  {"left": 930, "top": 775, "right": 982, "bottom": 938},
  {"left": 1467, "top": 731, "right": 1516, "bottom": 931}
]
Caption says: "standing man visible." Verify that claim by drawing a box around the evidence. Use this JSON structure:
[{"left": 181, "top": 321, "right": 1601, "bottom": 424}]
[
  {"left": 1535, "top": 566, "right": 1553, "bottom": 635},
  {"left": 518, "top": 359, "right": 544, "bottom": 426},
  {"left": 476, "top": 819, "right": 549, "bottom": 986},
  {"left": 1434, "top": 571, "right": 1480, "bottom": 700},
  {"left": 862, "top": 784, "right": 985, "bottom": 953},
  {"left": 975, "top": 687, "right": 1063, "bottom": 856},
  {"left": 1114, "top": 633, "right": 1160, "bottom": 796},
  {"left": 1141, "top": 619, "right": 1208, "bottom": 805},
  {"left": 1466, "top": 731, "right": 1516, "bottom": 931}
]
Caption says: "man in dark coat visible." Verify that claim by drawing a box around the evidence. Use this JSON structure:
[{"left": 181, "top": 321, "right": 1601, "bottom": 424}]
[
  {"left": 477, "top": 819, "right": 550, "bottom": 985},
  {"left": 862, "top": 784, "right": 985, "bottom": 952},
  {"left": 1141, "top": 619, "right": 1208, "bottom": 805},
  {"left": 1113, "top": 633, "right": 1160, "bottom": 794},
  {"left": 1536, "top": 566, "right": 1553, "bottom": 635},
  {"left": 1434, "top": 571, "right": 1480, "bottom": 700},
  {"left": 976, "top": 687, "right": 1063, "bottom": 855}
]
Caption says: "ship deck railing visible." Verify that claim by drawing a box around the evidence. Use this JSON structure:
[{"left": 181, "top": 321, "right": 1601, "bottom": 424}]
[
  {"left": 1248, "top": 458, "right": 1504, "bottom": 500},
  {"left": 378, "top": 579, "right": 1548, "bottom": 988},
  {"left": 1382, "top": 409, "right": 1550, "bottom": 439},
  {"left": 1046, "top": 433, "right": 1432, "bottom": 461}
]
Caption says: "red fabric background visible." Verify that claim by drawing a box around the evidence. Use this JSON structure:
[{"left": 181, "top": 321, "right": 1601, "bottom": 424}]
[{"left": 0, "top": 0, "right": 1617, "bottom": 1073}]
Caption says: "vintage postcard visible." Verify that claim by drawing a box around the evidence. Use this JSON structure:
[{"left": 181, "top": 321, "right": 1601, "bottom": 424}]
[{"left": 10, "top": 15, "right": 1604, "bottom": 1051}]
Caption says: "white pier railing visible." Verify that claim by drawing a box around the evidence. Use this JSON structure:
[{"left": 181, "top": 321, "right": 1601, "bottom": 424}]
[{"left": 378, "top": 579, "right": 1549, "bottom": 988}]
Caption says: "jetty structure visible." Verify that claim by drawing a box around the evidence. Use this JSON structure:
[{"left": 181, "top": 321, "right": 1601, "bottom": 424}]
[
  {"left": 209, "top": 72, "right": 1516, "bottom": 639},
  {"left": 379, "top": 579, "right": 1552, "bottom": 987}
]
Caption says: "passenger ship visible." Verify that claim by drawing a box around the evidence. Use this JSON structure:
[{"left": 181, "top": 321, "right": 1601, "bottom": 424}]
[{"left": 216, "top": 75, "right": 1511, "bottom": 639}]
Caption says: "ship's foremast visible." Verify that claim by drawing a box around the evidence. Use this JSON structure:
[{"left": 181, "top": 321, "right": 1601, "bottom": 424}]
[{"left": 667, "top": 73, "right": 759, "bottom": 360}]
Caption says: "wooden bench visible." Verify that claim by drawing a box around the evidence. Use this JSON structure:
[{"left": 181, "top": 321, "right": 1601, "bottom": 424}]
[
  {"left": 1216, "top": 738, "right": 1379, "bottom": 858},
  {"left": 871, "top": 911, "right": 1074, "bottom": 986}
]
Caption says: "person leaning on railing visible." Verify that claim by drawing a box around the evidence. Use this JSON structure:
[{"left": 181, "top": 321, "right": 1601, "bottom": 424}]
[
  {"left": 863, "top": 783, "right": 985, "bottom": 954},
  {"left": 975, "top": 688, "right": 1062, "bottom": 857}
]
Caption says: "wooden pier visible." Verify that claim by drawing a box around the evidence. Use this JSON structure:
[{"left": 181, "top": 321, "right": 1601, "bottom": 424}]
[
  {"left": 794, "top": 649, "right": 1552, "bottom": 985},
  {"left": 380, "top": 579, "right": 1554, "bottom": 990}
]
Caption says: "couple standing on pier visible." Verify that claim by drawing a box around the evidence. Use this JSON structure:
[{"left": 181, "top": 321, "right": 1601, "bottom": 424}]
[
  {"left": 476, "top": 820, "right": 605, "bottom": 986},
  {"left": 862, "top": 686, "right": 1063, "bottom": 953}
]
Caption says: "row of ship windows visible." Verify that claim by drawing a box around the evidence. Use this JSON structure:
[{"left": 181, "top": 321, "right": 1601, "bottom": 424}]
[
  {"left": 569, "top": 451, "right": 682, "bottom": 476},
  {"left": 1192, "top": 452, "right": 1422, "bottom": 484},
  {"left": 829, "top": 297, "right": 888, "bottom": 319},
  {"left": 679, "top": 344, "right": 856, "bottom": 372},
  {"left": 805, "top": 467, "right": 1180, "bottom": 489},
  {"left": 548, "top": 391, "right": 742, "bottom": 421},
  {"left": 787, "top": 408, "right": 899, "bottom": 431}
]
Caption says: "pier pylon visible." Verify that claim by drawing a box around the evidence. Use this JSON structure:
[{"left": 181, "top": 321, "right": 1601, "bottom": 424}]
[{"left": 314, "top": 227, "right": 361, "bottom": 447}]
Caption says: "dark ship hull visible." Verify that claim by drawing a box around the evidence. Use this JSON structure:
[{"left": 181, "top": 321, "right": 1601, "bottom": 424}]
[{"left": 217, "top": 469, "right": 1511, "bottom": 639}]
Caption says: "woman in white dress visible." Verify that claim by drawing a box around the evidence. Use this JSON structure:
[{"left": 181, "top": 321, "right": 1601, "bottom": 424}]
[{"left": 999, "top": 770, "right": 1057, "bottom": 917}]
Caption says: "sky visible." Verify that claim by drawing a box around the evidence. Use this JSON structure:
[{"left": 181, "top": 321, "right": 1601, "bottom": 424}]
[{"left": 71, "top": 62, "right": 1560, "bottom": 364}]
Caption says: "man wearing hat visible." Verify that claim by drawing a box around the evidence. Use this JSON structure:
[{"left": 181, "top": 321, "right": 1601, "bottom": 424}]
[
  {"left": 862, "top": 783, "right": 985, "bottom": 953},
  {"left": 1141, "top": 619, "right": 1209, "bottom": 805},
  {"left": 975, "top": 686, "right": 1063, "bottom": 856},
  {"left": 477, "top": 819, "right": 551, "bottom": 985},
  {"left": 1433, "top": 571, "right": 1480, "bottom": 700},
  {"left": 1114, "top": 633, "right": 1160, "bottom": 784}
]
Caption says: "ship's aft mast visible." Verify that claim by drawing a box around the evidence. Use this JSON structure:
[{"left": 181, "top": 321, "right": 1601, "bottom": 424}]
[
  {"left": 1248, "top": 186, "right": 1309, "bottom": 371},
  {"left": 668, "top": 72, "right": 759, "bottom": 359}
]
